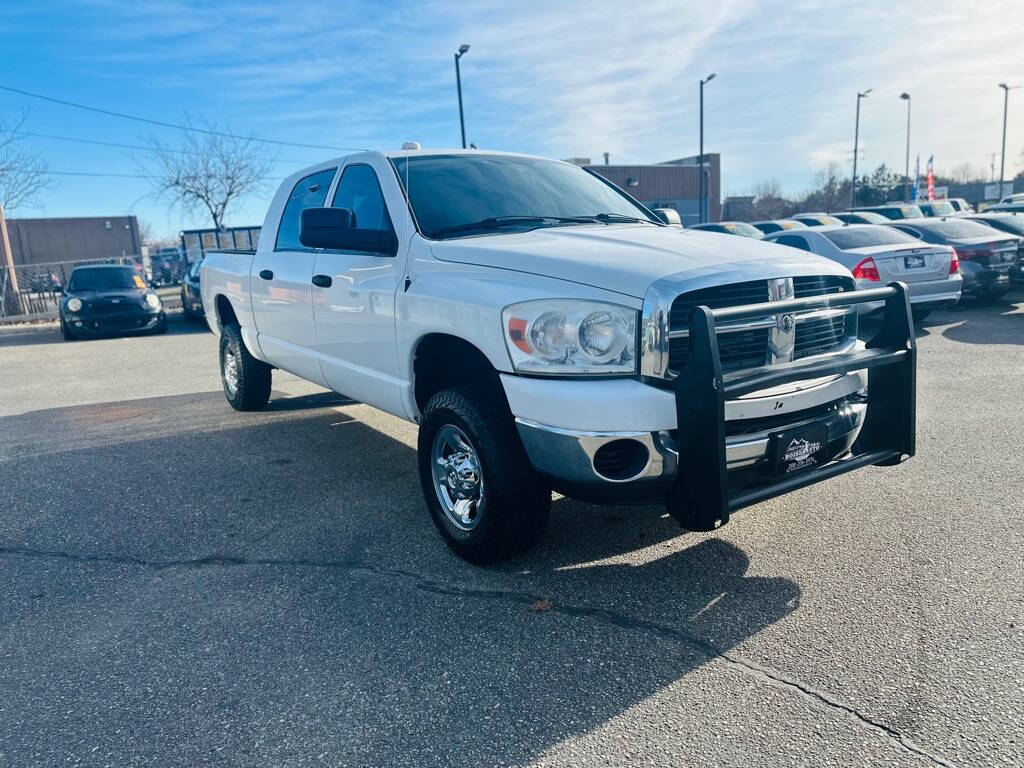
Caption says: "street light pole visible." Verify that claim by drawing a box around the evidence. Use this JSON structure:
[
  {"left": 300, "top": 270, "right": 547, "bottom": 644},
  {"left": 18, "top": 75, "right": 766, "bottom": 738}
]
[
  {"left": 998, "top": 83, "right": 1019, "bottom": 201},
  {"left": 900, "top": 93, "right": 911, "bottom": 203},
  {"left": 699, "top": 73, "right": 715, "bottom": 224},
  {"left": 454, "top": 44, "right": 470, "bottom": 149},
  {"left": 851, "top": 89, "right": 871, "bottom": 208}
]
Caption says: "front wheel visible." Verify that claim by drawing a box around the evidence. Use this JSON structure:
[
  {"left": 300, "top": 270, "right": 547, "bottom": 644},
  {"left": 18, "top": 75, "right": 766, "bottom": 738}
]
[
  {"left": 418, "top": 386, "right": 550, "bottom": 564},
  {"left": 219, "top": 323, "right": 271, "bottom": 411},
  {"left": 911, "top": 308, "right": 930, "bottom": 323}
]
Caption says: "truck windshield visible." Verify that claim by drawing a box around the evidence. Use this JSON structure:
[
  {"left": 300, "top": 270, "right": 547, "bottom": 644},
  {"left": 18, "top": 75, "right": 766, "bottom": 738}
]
[
  {"left": 389, "top": 154, "right": 658, "bottom": 239},
  {"left": 68, "top": 267, "right": 139, "bottom": 291}
]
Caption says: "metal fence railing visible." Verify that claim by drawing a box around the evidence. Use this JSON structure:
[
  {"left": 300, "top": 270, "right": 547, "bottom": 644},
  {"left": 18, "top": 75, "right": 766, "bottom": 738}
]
[{"left": 0, "top": 249, "right": 192, "bottom": 319}]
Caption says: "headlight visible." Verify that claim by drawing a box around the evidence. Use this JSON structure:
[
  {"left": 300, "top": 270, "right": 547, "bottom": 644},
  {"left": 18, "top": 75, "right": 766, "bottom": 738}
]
[
  {"left": 145, "top": 293, "right": 162, "bottom": 310},
  {"left": 66, "top": 297, "right": 83, "bottom": 313},
  {"left": 503, "top": 299, "right": 637, "bottom": 375}
]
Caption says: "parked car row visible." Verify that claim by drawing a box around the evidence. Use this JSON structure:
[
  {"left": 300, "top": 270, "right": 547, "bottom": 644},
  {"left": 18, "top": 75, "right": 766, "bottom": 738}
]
[{"left": 688, "top": 210, "right": 1024, "bottom": 317}]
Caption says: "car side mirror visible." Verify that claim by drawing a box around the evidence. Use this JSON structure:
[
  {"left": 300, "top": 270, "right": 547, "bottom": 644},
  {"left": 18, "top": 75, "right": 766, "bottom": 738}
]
[{"left": 299, "top": 207, "right": 397, "bottom": 256}]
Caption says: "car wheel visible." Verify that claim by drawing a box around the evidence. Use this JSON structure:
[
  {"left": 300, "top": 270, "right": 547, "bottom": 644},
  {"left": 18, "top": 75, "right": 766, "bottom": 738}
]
[
  {"left": 60, "top": 316, "right": 76, "bottom": 341},
  {"left": 219, "top": 323, "right": 272, "bottom": 411},
  {"left": 418, "top": 385, "right": 551, "bottom": 564},
  {"left": 911, "top": 308, "right": 930, "bottom": 323}
]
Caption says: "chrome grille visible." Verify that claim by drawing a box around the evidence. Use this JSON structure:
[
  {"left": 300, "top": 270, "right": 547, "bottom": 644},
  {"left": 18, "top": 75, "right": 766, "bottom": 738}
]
[
  {"left": 668, "top": 281, "right": 771, "bottom": 375},
  {"left": 793, "top": 275, "right": 850, "bottom": 298},
  {"left": 794, "top": 314, "right": 849, "bottom": 359},
  {"left": 651, "top": 275, "right": 856, "bottom": 380}
]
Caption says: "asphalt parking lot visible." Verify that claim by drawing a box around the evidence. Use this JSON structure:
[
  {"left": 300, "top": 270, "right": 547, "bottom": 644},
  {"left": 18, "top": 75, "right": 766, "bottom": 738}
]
[{"left": 1, "top": 299, "right": 1022, "bottom": 768}]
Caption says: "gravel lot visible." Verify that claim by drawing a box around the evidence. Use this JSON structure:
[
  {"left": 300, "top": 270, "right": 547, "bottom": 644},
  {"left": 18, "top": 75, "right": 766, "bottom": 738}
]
[{"left": 0, "top": 299, "right": 1022, "bottom": 767}]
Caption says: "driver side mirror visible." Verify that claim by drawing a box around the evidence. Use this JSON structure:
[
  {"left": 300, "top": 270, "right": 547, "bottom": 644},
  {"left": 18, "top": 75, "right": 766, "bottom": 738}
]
[{"left": 299, "top": 207, "right": 397, "bottom": 256}]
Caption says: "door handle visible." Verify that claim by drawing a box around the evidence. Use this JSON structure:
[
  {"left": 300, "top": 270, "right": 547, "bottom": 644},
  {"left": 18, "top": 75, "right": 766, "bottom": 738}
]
[
  {"left": 258, "top": 269, "right": 274, "bottom": 281},
  {"left": 312, "top": 274, "right": 332, "bottom": 288}
]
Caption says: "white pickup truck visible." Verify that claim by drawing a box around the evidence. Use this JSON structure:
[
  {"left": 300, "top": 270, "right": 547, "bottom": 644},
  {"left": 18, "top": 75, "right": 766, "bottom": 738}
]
[{"left": 202, "top": 149, "right": 917, "bottom": 563}]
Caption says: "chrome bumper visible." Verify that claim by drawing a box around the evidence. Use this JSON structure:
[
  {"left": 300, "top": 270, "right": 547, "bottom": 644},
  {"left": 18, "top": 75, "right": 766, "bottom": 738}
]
[{"left": 516, "top": 399, "right": 867, "bottom": 490}]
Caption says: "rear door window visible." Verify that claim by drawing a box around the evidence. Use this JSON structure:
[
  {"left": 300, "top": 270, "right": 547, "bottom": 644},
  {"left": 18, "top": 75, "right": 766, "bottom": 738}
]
[{"left": 275, "top": 168, "right": 337, "bottom": 251}]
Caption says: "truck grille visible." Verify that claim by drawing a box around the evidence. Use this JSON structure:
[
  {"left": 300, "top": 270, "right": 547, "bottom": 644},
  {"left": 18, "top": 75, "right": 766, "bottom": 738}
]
[
  {"left": 664, "top": 276, "right": 854, "bottom": 377},
  {"left": 794, "top": 315, "right": 849, "bottom": 359},
  {"left": 793, "top": 275, "right": 848, "bottom": 298}
]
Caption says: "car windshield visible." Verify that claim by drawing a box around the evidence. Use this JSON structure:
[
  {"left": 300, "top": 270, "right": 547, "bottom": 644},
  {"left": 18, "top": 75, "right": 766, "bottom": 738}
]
[
  {"left": 389, "top": 154, "right": 658, "bottom": 239},
  {"left": 920, "top": 202, "right": 955, "bottom": 216},
  {"left": 716, "top": 222, "right": 763, "bottom": 238},
  {"left": 918, "top": 219, "right": 1014, "bottom": 239},
  {"left": 874, "top": 205, "right": 923, "bottom": 219},
  {"left": 976, "top": 216, "right": 1024, "bottom": 235},
  {"left": 822, "top": 228, "right": 920, "bottom": 249},
  {"left": 68, "top": 267, "right": 139, "bottom": 291}
]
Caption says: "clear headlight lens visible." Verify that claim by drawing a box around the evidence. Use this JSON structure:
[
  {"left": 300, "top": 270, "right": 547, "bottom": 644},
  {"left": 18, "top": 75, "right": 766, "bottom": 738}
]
[
  {"left": 503, "top": 300, "right": 637, "bottom": 375},
  {"left": 145, "top": 293, "right": 162, "bottom": 310},
  {"left": 66, "top": 297, "right": 83, "bottom": 313}
]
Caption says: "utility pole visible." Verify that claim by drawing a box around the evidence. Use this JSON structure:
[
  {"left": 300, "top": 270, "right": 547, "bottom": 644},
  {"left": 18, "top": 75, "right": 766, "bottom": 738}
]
[
  {"left": 900, "top": 93, "right": 911, "bottom": 202},
  {"left": 699, "top": 73, "right": 715, "bottom": 223},
  {"left": 454, "top": 44, "right": 471, "bottom": 149},
  {"left": 0, "top": 204, "right": 21, "bottom": 316},
  {"left": 998, "top": 83, "right": 1019, "bottom": 200},
  {"left": 851, "top": 89, "right": 871, "bottom": 208}
]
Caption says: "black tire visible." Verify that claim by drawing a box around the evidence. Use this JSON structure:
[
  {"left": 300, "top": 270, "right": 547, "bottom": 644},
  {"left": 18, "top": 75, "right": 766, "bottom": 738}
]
[
  {"left": 911, "top": 308, "right": 930, "bottom": 323},
  {"left": 219, "top": 323, "right": 271, "bottom": 411},
  {"left": 418, "top": 385, "right": 551, "bottom": 564},
  {"left": 60, "top": 316, "right": 76, "bottom": 341}
]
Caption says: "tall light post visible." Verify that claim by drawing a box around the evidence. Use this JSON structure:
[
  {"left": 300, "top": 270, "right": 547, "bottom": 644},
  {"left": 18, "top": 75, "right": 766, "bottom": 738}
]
[
  {"left": 698, "top": 73, "right": 715, "bottom": 223},
  {"left": 900, "top": 93, "right": 911, "bottom": 203},
  {"left": 998, "top": 83, "right": 1020, "bottom": 201},
  {"left": 454, "top": 44, "right": 470, "bottom": 149},
  {"left": 850, "top": 88, "right": 871, "bottom": 208}
]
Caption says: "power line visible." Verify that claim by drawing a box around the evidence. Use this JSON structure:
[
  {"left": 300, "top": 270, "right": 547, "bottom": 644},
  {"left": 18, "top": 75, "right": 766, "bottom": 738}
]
[
  {"left": 0, "top": 83, "right": 364, "bottom": 152},
  {"left": 40, "top": 170, "right": 285, "bottom": 180},
  {"left": 16, "top": 130, "right": 319, "bottom": 164}
]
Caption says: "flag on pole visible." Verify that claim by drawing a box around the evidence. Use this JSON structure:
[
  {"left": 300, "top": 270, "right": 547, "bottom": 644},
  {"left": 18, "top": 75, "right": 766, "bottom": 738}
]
[
  {"left": 926, "top": 155, "right": 935, "bottom": 201},
  {"left": 912, "top": 155, "right": 920, "bottom": 201}
]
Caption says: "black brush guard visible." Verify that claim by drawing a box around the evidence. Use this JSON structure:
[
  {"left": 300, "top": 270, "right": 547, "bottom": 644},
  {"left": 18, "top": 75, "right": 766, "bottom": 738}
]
[{"left": 667, "top": 282, "right": 916, "bottom": 530}]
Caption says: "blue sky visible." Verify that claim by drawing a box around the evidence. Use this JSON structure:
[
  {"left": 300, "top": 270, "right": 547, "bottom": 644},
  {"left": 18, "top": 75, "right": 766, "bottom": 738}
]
[{"left": 1, "top": 0, "right": 1022, "bottom": 238}]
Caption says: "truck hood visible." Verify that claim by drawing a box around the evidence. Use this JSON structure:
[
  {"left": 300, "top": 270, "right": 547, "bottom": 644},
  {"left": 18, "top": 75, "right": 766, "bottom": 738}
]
[{"left": 430, "top": 224, "right": 850, "bottom": 298}]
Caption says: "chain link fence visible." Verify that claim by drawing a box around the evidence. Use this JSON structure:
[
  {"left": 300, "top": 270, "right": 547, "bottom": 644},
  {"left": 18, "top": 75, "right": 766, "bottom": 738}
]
[{"left": 0, "top": 249, "right": 191, "bottom": 319}]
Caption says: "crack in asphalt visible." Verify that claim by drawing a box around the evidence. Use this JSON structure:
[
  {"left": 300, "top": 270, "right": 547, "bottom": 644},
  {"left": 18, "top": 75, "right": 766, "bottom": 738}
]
[{"left": 1, "top": 545, "right": 955, "bottom": 767}]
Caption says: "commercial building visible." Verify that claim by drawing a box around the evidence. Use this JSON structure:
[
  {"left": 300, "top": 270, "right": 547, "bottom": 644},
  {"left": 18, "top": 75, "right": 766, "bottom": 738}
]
[
  {"left": 584, "top": 154, "right": 721, "bottom": 225},
  {"left": 4, "top": 215, "right": 141, "bottom": 266}
]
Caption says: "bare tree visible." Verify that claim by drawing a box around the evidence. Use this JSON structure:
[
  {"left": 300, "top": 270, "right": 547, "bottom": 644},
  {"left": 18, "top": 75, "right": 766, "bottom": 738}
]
[
  {"left": 142, "top": 118, "right": 276, "bottom": 231},
  {"left": 947, "top": 162, "right": 987, "bottom": 184},
  {"left": 750, "top": 178, "right": 792, "bottom": 220},
  {"left": 0, "top": 109, "right": 50, "bottom": 212}
]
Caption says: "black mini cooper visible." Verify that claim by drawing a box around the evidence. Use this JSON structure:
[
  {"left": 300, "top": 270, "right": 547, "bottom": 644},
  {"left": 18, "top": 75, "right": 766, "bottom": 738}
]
[{"left": 59, "top": 265, "right": 167, "bottom": 340}]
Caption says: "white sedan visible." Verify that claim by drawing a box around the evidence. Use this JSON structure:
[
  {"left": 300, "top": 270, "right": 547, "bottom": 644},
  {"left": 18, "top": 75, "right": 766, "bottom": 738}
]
[{"left": 762, "top": 224, "right": 962, "bottom": 320}]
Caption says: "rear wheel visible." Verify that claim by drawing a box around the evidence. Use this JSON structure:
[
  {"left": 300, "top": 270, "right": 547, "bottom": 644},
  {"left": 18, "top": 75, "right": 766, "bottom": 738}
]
[
  {"left": 418, "top": 385, "right": 550, "bottom": 564},
  {"left": 219, "top": 323, "right": 271, "bottom": 411},
  {"left": 911, "top": 308, "right": 931, "bottom": 323}
]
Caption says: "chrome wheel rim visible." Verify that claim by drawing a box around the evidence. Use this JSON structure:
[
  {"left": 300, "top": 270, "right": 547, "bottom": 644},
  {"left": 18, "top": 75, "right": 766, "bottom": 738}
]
[
  {"left": 431, "top": 424, "right": 484, "bottom": 531},
  {"left": 223, "top": 346, "right": 239, "bottom": 396}
]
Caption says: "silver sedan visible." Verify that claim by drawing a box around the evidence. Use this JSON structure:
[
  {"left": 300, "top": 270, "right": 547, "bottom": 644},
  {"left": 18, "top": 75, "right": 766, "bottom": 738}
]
[{"left": 762, "top": 224, "right": 962, "bottom": 320}]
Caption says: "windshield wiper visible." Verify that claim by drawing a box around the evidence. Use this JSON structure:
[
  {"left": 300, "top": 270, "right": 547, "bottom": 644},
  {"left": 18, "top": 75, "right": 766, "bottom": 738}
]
[
  {"left": 431, "top": 216, "right": 555, "bottom": 238},
  {"left": 590, "top": 212, "right": 652, "bottom": 224}
]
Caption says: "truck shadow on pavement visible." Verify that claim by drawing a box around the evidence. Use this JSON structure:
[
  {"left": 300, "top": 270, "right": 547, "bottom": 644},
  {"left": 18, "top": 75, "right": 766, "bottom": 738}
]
[{"left": 0, "top": 391, "right": 800, "bottom": 765}]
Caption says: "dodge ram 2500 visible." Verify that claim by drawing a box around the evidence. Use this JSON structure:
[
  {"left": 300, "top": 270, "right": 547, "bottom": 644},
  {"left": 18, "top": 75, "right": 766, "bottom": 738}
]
[{"left": 201, "top": 149, "right": 916, "bottom": 563}]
